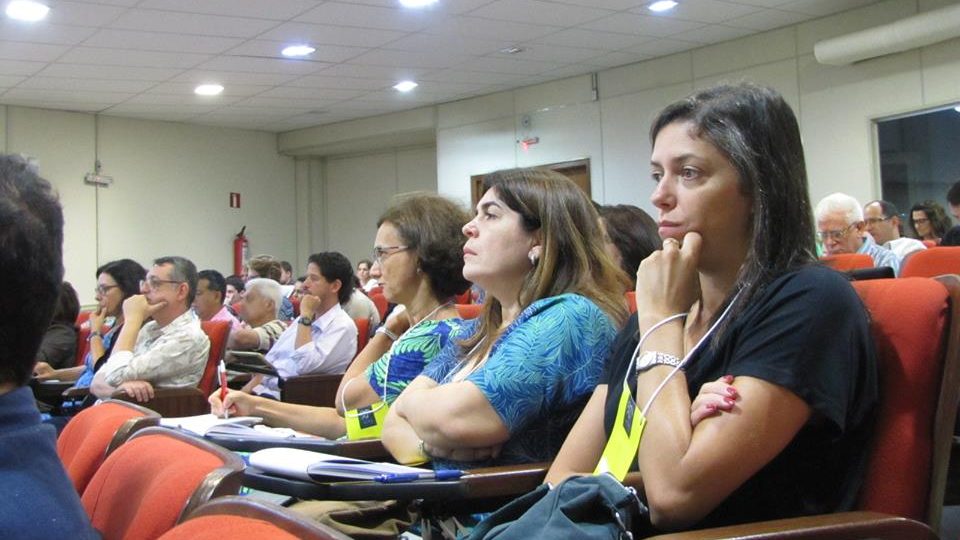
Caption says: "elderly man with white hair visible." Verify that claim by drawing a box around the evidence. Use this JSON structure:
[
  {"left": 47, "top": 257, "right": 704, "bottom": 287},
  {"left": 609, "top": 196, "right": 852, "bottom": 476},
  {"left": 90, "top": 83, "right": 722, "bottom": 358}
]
[
  {"left": 815, "top": 192, "right": 901, "bottom": 275},
  {"left": 227, "top": 278, "right": 287, "bottom": 354}
]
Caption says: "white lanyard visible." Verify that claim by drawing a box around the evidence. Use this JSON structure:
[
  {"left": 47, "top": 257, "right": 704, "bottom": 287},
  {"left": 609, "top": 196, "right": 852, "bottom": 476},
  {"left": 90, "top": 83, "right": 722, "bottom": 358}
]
[
  {"left": 625, "top": 291, "right": 741, "bottom": 416},
  {"left": 341, "top": 301, "right": 452, "bottom": 416}
]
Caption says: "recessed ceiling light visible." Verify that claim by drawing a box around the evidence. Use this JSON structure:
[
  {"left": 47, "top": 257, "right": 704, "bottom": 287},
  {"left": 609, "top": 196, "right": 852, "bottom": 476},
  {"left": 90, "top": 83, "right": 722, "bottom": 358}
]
[
  {"left": 398, "top": 0, "right": 438, "bottom": 7},
  {"left": 281, "top": 44, "right": 316, "bottom": 57},
  {"left": 954, "top": 105, "right": 960, "bottom": 113},
  {"left": 393, "top": 81, "right": 418, "bottom": 92},
  {"left": 194, "top": 84, "right": 224, "bottom": 96},
  {"left": 648, "top": 0, "right": 678, "bottom": 12},
  {"left": 5, "top": 0, "right": 49, "bottom": 22}
]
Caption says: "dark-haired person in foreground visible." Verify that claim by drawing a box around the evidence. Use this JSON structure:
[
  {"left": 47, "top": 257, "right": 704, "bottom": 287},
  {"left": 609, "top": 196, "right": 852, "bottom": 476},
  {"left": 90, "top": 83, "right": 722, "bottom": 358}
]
[
  {"left": 542, "top": 83, "right": 877, "bottom": 534},
  {"left": 90, "top": 256, "right": 210, "bottom": 402},
  {"left": 0, "top": 154, "right": 98, "bottom": 538}
]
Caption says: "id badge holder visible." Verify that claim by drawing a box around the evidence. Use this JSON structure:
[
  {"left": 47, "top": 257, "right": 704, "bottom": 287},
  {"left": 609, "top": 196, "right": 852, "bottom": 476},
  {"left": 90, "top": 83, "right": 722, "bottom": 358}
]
[
  {"left": 345, "top": 401, "right": 389, "bottom": 440},
  {"left": 594, "top": 385, "right": 646, "bottom": 481}
]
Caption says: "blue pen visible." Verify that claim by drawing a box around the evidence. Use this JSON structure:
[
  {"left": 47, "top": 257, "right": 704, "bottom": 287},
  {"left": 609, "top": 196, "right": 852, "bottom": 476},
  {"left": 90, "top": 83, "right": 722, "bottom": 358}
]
[{"left": 374, "top": 469, "right": 464, "bottom": 483}]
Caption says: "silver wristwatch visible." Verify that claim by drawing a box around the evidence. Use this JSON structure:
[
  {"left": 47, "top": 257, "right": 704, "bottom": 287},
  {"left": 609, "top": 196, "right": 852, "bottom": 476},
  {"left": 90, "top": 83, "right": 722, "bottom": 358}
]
[{"left": 634, "top": 350, "right": 682, "bottom": 376}]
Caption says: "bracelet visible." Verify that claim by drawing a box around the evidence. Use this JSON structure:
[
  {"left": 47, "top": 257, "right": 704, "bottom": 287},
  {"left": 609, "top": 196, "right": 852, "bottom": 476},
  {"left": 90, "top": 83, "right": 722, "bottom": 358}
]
[
  {"left": 376, "top": 326, "right": 399, "bottom": 341},
  {"left": 88, "top": 331, "right": 102, "bottom": 341}
]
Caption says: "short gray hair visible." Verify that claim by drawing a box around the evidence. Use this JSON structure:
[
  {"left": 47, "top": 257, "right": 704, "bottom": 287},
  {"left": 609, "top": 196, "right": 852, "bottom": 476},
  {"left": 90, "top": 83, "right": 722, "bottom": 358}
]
[
  {"left": 815, "top": 192, "right": 863, "bottom": 225},
  {"left": 245, "top": 278, "right": 281, "bottom": 319}
]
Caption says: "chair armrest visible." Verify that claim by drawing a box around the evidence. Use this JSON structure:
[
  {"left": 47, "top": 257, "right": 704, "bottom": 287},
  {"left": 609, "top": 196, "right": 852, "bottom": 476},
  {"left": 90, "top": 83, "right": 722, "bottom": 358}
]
[
  {"left": 31, "top": 379, "right": 76, "bottom": 403},
  {"left": 280, "top": 373, "right": 342, "bottom": 407},
  {"left": 62, "top": 386, "right": 90, "bottom": 398},
  {"left": 111, "top": 386, "right": 208, "bottom": 417},
  {"left": 646, "top": 511, "right": 937, "bottom": 540},
  {"left": 456, "top": 462, "right": 549, "bottom": 499}
]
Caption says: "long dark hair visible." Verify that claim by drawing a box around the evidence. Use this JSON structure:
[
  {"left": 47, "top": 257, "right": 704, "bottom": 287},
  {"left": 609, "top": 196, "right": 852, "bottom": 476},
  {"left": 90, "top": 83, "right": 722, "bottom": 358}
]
[{"left": 650, "top": 83, "right": 816, "bottom": 340}]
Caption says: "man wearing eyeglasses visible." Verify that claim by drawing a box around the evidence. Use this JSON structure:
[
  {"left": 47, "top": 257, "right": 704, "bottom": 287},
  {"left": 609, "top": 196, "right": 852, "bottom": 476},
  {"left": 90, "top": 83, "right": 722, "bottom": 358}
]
[
  {"left": 815, "top": 193, "right": 901, "bottom": 275},
  {"left": 863, "top": 200, "right": 926, "bottom": 260},
  {"left": 90, "top": 256, "right": 210, "bottom": 402}
]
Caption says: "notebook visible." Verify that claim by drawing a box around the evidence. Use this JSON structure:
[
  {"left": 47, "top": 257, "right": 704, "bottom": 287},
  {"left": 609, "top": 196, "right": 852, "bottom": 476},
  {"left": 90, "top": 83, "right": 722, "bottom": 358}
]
[
  {"left": 249, "top": 447, "right": 427, "bottom": 481},
  {"left": 159, "top": 413, "right": 263, "bottom": 436}
]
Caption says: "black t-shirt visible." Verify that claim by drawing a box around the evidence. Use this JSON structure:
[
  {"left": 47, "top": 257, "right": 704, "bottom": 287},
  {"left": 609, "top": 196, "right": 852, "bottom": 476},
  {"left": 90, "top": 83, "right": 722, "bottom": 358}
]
[{"left": 600, "top": 265, "right": 878, "bottom": 530}]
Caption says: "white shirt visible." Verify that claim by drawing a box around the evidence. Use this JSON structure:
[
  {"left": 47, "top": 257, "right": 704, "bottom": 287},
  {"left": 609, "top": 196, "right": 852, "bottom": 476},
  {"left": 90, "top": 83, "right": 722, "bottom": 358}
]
[
  {"left": 100, "top": 310, "right": 210, "bottom": 388},
  {"left": 253, "top": 302, "right": 357, "bottom": 399},
  {"left": 884, "top": 237, "right": 927, "bottom": 260}
]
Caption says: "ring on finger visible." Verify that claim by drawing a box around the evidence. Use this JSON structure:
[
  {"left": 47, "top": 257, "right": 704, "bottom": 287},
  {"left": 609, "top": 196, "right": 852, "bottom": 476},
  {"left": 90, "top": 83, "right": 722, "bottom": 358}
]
[{"left": 663, "top": 238, "right": 680, "bottom": 248}]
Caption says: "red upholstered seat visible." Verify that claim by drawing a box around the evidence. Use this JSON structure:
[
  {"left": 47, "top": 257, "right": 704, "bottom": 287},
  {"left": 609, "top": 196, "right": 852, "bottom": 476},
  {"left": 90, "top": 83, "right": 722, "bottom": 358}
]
[
  {"left": 81, "top": 427, "right": 244, "bottom": 540},
  {"left": 354, "top": 318, "right": 369, "bottom": 357},
  {"left": 56, "top": 400, "right": 160, "bottom": 494},
  {"left": 456, "top": 303, "right": 482, "bottom": 320},
  {"left": 156, "top": 496, "right": 349, "bottom": 540},
  {"left": 290, "top": 295, "right": 301, "bottom": 317},
  {"left": 900, "top": 246, "right": 960, "bottom": 278},
  {"left": 625, "top": 291, "right": 636, "bottom": 314},
  {"left": 852, "top": 277, "right": 955, "bottom": 521},
  {"left": 370, "top": 292, "right": 388, "bottom": 320},
  {"left": 820, "top": 253, "right": 874, "bottom": 271},
  {"left": 198, "top": 320, "right": 231, "bottom": 396}
]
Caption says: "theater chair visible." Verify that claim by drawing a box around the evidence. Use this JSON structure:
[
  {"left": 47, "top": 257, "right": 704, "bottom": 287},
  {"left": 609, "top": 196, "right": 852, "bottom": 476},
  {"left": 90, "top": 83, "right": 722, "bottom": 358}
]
[
  {"left": 820, "top": 253, "right": 874, "bottom": 271},
  {"left": 626, "top": 291, "right": 637, "bottom": 314},
  {"left": 81, "top": 427, "right": 245, "bottom": 540},
  {"left": 156, "top": 496, "right": 350, "bottom": 540},
  {"left": 370, "top": 292, "right": 388, "bottom": 320},
  {"left": 646, "top": 275, "right": 960, "bottom": 539},
  {"left": 456, "top": 303, "right": 482, "bottom": 319},
  {"left": 196, "top": 320, "right": 231, "bottom": 396},
  {"left": 901, "top": 246, "right": 960, "bottom": 278},
  {"left": 278, "top": 318, "right": 369, "bottom": 407},
  {"left": 56, "top": 399, "right": 160, "bottom": 494}
]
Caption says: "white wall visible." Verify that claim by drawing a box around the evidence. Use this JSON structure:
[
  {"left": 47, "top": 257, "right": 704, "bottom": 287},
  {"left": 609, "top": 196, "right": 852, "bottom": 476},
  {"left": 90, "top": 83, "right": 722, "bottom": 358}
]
[
  {"left": 434, "top": 0, "right": 960, "bottom": 219},
  {"left": 2, "top": 106, "right": 297, "bottom": 305},
  {"left": 317, "top": 145, "right": 437, "bottom": 268}
]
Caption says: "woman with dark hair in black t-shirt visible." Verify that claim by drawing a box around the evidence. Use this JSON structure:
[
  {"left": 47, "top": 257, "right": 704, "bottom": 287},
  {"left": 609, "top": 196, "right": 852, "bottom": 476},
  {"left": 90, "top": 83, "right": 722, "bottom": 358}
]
[{"left": 543, "top": 83, "right": 878, "bottom": 533}]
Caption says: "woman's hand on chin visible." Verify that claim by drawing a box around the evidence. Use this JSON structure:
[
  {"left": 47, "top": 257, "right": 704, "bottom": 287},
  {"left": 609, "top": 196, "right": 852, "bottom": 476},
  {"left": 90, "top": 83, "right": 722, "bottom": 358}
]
[{"left": 635, "top": 231, "right": 702, "bottom": 326}]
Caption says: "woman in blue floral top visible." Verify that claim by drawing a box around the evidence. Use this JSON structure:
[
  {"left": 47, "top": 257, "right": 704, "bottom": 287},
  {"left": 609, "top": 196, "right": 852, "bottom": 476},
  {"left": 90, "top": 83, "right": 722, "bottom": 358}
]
[{"left": 383, "top": 168, "right": 631, "bottom": 469}]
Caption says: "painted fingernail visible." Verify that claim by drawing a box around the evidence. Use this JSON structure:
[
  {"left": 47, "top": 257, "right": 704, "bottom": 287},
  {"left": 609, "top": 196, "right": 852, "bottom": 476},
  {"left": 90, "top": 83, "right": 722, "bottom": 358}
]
[
  {"left": 726, "top": 387, "right": 738, "bottom": 396},
  {"left": 724, "top": 397, "right": 735, "bottom": 406},
  {"left": 723, "top": 375, "right": 734, "bottom": 382}
]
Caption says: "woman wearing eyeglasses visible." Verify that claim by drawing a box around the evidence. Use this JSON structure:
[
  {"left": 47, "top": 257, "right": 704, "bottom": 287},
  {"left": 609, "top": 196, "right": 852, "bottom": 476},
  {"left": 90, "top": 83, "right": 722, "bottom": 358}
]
[
  {"left": 210, "top": 193, "right": 470, "bottom": 439},
  {"left": 910, "top": 200, "right": 952, "bottom": 245},
  {"left": 381, "top": 168, "right": 628, "bottom": 468},
  {"left": 34, "top": 260, "right": 147, "bottom": 402},
  {"left": 536, "top": 84, "right": 878, "bottom": 535}
]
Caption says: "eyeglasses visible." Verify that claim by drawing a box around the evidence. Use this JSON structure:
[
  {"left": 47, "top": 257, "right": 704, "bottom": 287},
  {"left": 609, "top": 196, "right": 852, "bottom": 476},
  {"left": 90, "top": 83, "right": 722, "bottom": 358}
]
[
  {"left": 140, "top": 277, "right": 184, "bottom": 291},
  {"left": 94, "top": 284, "right": 119, "bottom": 296},
  {"left": 913, "top": 217, "right": 930, "bottom": 225},
  {"left": 817, "top": 223, "right": 858, "bottom": 242},
  {"left": 373, "top": 245, "right": 409, "bottom": 263},
  {"left": 864, "top": 215, "right": 894, "bottom": 226}
]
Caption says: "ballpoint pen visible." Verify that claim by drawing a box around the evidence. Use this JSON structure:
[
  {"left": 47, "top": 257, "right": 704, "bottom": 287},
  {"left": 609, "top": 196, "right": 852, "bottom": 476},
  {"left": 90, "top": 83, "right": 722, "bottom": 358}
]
[
  {"left": 373, "top": 470, "right": 463, "bottom": 483},
  {"left": 219, "top": 359, "right": 229, "bottom": 419}
]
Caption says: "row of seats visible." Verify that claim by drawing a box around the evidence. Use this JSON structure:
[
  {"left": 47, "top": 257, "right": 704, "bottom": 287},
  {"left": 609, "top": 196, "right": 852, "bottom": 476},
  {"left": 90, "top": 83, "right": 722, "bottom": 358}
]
[
  {"left": 56, "top": 400, "right": 346, "bottom": 539},
  {"left": 822, "top": 246, "right": 960, "bottom": 276},
  {"left": 53, "top": 273, "right": 960, "bottom": 538}
]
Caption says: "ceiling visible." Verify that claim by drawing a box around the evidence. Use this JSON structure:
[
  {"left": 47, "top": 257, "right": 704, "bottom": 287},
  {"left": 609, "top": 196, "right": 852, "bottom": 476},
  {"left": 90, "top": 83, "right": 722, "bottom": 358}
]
[{"left": 0, "top": 0, "right": 884, "bottom": 132}]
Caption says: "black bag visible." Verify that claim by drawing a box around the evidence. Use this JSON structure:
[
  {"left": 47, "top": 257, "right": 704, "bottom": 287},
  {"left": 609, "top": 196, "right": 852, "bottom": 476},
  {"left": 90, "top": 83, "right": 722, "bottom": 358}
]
[{"left": 467, "top": 473, "right": 651, "bottom": 540}]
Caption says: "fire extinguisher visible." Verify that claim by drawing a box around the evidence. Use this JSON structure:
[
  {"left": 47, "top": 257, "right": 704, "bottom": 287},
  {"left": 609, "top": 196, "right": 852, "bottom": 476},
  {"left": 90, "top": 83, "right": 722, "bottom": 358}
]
[{"left": 233, "top": 226, "right": 249, "bottom": 277}]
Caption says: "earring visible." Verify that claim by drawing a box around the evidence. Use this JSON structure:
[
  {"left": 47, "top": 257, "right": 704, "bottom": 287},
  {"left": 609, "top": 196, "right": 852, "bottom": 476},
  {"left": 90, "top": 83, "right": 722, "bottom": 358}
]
[{"left": 528, "top": 251, "right": 539, "bottom": 266}]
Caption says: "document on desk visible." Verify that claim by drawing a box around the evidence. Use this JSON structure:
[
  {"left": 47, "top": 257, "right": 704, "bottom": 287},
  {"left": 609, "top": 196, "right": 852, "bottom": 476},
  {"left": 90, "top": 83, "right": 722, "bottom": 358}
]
[
  {"left": 249, "top": 447, "right": 426, "bottom": 481},
  {"left": 205, "top": 423, "right": 323, "bottom": 440},
  {"left": 159, "top": 414, "right": 263, "bottom": 436}
]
